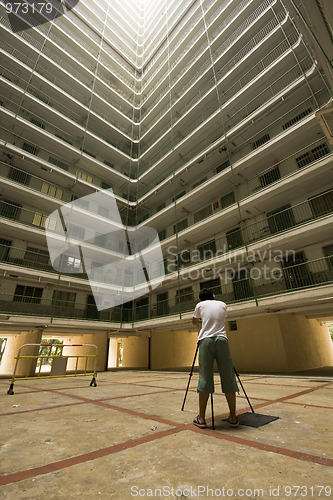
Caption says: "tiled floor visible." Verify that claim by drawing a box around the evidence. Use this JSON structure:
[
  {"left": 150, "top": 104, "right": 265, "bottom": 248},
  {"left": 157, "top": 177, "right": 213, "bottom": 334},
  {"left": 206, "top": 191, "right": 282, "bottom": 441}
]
[{"left": 0, "top": 371, "right": 332, "bottom": 499}]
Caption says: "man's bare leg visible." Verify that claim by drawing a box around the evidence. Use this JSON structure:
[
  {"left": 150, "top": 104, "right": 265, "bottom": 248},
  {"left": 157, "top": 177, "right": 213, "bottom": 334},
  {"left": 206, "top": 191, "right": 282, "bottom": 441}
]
[
  {"left": 198, "top": 391, "right": 209, "bottom": 423},
  {"left": 225, "top": 392, "right": 237, "bottom": 423}
]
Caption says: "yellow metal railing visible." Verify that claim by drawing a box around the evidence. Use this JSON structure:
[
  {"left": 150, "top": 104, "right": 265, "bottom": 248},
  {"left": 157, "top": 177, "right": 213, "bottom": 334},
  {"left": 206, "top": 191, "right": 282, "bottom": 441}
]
[{"left": 7, "top": 343, "right": 98, "bottom": 395}]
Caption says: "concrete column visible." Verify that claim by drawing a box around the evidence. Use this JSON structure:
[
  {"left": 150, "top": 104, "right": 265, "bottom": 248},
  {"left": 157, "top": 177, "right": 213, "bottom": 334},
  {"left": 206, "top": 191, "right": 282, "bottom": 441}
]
[
  {"left": 0, "top": 328, "right": 44, "bottom": 377},
  {"left": 62, "top": 332, "right": 108, "bottom": 372}
]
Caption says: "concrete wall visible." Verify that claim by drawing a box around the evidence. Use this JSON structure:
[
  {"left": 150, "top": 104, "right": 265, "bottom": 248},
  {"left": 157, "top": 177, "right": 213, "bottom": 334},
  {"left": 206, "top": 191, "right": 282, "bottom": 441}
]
[
  {"left": 228, "top": 314, "right": 333, "bottom": 373},
  {"left": 0, "top": 329, "right": 43, "bottom": 377},
  {"left": 150, "top": 330, "right": 198, "bottom": 370},
  {"left": 1, "top": 313, "right": 332, "bottom": 377},
  {"left": 62, "top": 332, "right": 108, "bottom": 372}
]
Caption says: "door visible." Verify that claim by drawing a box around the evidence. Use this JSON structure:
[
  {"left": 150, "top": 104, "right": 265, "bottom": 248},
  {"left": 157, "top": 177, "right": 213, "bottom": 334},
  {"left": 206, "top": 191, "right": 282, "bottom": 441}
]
[
  {"left": 157, "top": 292, "right": 168, "bottom": 316},
  {"left": 86, "top": 295, "right": 99, "bottom": 319},
  {"left": 281, "top": 252, "right": 312, "bottom": 289},
  {"left": 0, "top": 239, "right": 12, "bottom": 262},
  {"left": 232, "top": 269, "right": 253, "bottom": 300}
]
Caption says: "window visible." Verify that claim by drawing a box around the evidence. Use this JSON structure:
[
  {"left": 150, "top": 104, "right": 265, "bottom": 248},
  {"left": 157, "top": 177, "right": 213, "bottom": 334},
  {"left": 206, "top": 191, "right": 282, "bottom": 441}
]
[
  {"left": 192, "top": 177, "right": 207, "bottom": 189},
  {"left": 71, "top": 195, "right": 89, "bottom": 209},
  {"left": 282, "top": 108, "right": 312, "bottom": 130},
  {"left": 296, "top": 142, "right": 329, "bottom": 168},
  {"left": 172, "top": 191, "right": 186, "bottom": 202},
  {"left": 103, "top": 161, "right": 114, "bottom": 169},
  {"left": 9, "top": 167, "right": 30, "bottom": 185},
  {"left": 281, "top": 252, "right": 312, "bottom": 289},
  {"left": 25, "top": 247, "right": 49, "bottom": 266},
  {"left": 136, "top": 297, "right": 149, "bottom": 320},
  {"left": 52, "top": 291, "right": 76, "bottom": 306},
  {"left": 30, "top": 118, "right": 45, "bottom": 129},
  {"left": 200, "top": 278, "right": 221, "bottom": 296},
  {"left": 323, "top": 245, "right": 333, "bottom": 269},
  {"left": 253, "top": 134, "right": 270, "bottom": 150},
  {"left": 55, "top": 134, "right": 72, "bottom": 145},
  {"left": 59, "top": 255, "right": 82, "bottom": 272},
  {"left": 14, "top": 285, "right": 43, "bottom": 303},
  {"left": 176, "top": 287, "right": 193, "bottom": 303},
  {"left": 267, "top": 205, "right": 295, "bottom": 234},
  {"left": 49, "top": 157, "right": 69, "bottom": 171},
  {"left": 94, "top": 233, "right": 107, "bottom": 247},
  {"left": 158, "top": 229, "right": 166, "bottom": 240},
  {"left": 216, "top": 160, "right": 230, "bottom": 173},
  {"left": 221, "top": 191, "right": 235, "bottom": 209},
  {"left": 308, "top": 190, "right": 333, "bottom": 218},
  {"left": 157, "top": 202, "right": 166, "bottom": 212},
  {"left": 81, "top": 149, "right": 96, "bottom": 158},
  {"left": 23, "top": 142, "right": 38, "bottom": 155},
  {"left": 0, "top": 201, "right": 21, "bottom": 220},
  {"left": 260, "top": 166, "right": 281, "bottom": 187},
  {"left": 232, "top": 269, "right": 253, "bottom": 300},
  {"left": 67, "top": 225, "right": 85, "bottom": 240},
  {"left": 229, "top": 320, "right": 238, "bottom": 331},
  {"left": 173, "top": 218, "right": 188, "bottom": 234},
  {"left": 0, "top": 239, "right": 11, "bottom": 262},
  {"left": 194, "top": 204, "right": 212, "bottom": 223},
  {"left": 157, "top": 292, "right": 168, "bottom": 316},
  {"left": 178, "top": 250, "right": 191, "bottom": 268},
  {"left": 101, "top": 181, "right": 112, "bottom": 189},
  {"left": 76, "top": 170, "right": 93, "bottom": 183},
  {"left": 197, "top": 240, "right": 216, "bottom": 260},
  {"left": 33, "top": 213, "right": 49, "bottom": 228},
  {"left": 98, "top": 205, "right": 109, "bottom": 218},
  {"left": 226, "top": 227, "right": 243, "bottom": 249},
  {"left": 41, "top": 182, "right": 63, "bottom": 200}
]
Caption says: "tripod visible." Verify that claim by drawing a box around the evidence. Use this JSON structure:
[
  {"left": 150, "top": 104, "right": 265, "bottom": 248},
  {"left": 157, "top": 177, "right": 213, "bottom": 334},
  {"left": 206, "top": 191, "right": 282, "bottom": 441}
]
[
  {"left": 181, "top": 342, "right": 215, "bottom": 430},
  {"left": 182, "top": 343, "right": 254, "bottom": 429}
]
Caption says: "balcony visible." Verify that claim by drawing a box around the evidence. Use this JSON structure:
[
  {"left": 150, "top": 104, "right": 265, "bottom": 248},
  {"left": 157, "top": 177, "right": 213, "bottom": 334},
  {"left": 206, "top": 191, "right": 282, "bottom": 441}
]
[
  {"left": 0, "top": 255, "right": 332, "bottom": 324},
  {"left": 137, "top": 137, "right": 332, "bottom": 231}
]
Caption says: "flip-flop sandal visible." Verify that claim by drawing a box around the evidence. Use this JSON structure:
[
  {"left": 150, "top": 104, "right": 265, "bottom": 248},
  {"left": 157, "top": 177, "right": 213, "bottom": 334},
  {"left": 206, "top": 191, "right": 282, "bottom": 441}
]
[
  {"left": 228, "top": 417, "right": 239, "bottom": 428},
  {"left": 193, "top": 415, "right": 207, "bottom": 428}
]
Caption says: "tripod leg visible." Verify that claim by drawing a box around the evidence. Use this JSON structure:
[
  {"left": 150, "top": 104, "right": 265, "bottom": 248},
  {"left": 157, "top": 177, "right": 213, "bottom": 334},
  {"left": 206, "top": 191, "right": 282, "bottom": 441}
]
[
  {"left": 210, "top": 393, "right": 215, "bottom": 430},
  {"left": 181, "top": 342, "right": 199, "bottom": 411},
  {"left": 234, "top": 368, "right": 255, "bottom": 414}
]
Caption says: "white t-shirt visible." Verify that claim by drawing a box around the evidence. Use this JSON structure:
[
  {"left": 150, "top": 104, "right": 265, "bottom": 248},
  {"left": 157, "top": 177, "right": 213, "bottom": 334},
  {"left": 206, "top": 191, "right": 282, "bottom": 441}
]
[{"left": 193, "top": 300, "right": 228, "bottom": 341}]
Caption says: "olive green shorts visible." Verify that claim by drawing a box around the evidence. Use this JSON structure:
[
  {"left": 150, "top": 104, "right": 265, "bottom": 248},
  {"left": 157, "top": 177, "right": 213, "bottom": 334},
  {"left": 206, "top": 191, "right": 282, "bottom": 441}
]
[{"left": 197, "top": 336, "right": 239, "bottom": 394}]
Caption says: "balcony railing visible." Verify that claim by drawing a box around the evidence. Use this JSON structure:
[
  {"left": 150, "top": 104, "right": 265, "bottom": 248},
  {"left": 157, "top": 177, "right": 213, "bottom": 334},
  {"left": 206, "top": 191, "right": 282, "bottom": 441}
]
[
  {"left": 142, "top": 7, "right": 287, "bottom": 125},
  {"left": 163, "top": 188, "right": 333, "bottom": 268},
  {"left": 141, "top": 26, "right": 298, "bottom": 146},
  {"left": 0, "top": 46, "right": 135, "bottom": 135},
  {"left": 1, "top": 189, "right": 332, "bottom": 294},
  {"left": 0, "top": 255, "right": 332, "bottom": 323},
  {"left": 139, "top": 55, "right": 314, "bottom": 172},
  {"left": 138, "top": 137, "right": 332, "bottom": 227},
  {"left": 141, "top": 0, "right": 277, "bottom": 106}
]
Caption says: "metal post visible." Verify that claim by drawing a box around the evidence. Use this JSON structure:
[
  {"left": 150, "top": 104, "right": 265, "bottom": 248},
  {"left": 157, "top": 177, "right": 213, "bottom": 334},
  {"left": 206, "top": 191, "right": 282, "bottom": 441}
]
[
  {"left": 181, "top": 342, "right": 199, "bottom": 411},
  {"left": 210, "top": 393, "right": 215, "bottom": 430},
  {"left": 234, "top": 367, "right": 255, "bottom": 414}
]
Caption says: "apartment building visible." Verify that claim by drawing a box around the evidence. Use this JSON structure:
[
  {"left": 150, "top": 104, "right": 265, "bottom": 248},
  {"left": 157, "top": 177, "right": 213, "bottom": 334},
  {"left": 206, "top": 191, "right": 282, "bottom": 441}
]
[{"left": 0, "top": 0, "right": 333, "bottom": 375}]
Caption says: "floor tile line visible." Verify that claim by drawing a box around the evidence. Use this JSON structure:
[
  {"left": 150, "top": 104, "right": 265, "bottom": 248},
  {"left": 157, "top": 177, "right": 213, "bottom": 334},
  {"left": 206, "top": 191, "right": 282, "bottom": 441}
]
[
  {"left": 0, "top": 401, "right": 86, "bottom": 418},
  {"left": 0, "top": 427, "right": 185, "bottom": 487},
  {"left": 282, "top": 400, "right": 333, "bottom": 410},
  {"left": 192, "top": 427, "right": 333, "bottom": 467}
]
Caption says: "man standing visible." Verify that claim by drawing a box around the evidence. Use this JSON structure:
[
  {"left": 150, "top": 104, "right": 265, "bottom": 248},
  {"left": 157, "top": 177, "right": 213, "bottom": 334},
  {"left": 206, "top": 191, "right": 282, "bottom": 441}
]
[{"left": 192, "top": 288, "right": 239, "bottom": 428}]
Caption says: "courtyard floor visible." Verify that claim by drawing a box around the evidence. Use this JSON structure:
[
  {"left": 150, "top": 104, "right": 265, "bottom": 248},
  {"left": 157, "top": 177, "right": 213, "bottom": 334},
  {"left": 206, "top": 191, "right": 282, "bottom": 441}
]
[{"left": 0, "top": 370, "right": 332, "bottom": 499}]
